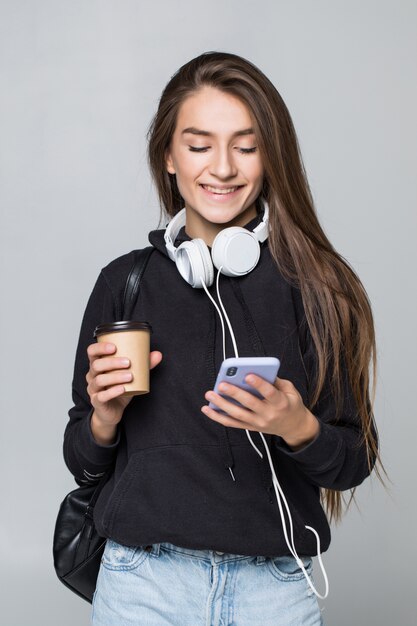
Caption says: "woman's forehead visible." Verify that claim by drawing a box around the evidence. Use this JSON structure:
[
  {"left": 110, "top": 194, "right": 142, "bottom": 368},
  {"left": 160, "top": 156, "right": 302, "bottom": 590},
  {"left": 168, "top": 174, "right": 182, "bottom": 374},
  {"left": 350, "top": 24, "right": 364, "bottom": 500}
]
[{"left": 174, "top": 87, "right": 254, "bottom": 136}]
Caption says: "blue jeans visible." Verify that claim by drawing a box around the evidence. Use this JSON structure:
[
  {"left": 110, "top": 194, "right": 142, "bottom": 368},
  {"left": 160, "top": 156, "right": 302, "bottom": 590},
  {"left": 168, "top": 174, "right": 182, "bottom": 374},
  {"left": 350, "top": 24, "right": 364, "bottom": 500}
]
[{"left": 92, "top": 539, "right": 324, "bottom": 625}]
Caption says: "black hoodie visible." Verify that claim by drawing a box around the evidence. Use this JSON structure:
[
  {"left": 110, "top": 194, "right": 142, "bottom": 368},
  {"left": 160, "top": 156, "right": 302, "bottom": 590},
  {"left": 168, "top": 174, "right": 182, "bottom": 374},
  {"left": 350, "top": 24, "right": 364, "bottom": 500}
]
[{"left": 63, "top": 209, "right": 376, "bottom": 557}]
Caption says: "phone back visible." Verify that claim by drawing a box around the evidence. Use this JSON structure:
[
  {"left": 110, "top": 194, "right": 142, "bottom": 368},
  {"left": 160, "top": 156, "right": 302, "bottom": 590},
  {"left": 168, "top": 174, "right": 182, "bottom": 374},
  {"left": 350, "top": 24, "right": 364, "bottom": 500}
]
[{"left": 208, "top": 356, "right": 280, "bottom": 412}]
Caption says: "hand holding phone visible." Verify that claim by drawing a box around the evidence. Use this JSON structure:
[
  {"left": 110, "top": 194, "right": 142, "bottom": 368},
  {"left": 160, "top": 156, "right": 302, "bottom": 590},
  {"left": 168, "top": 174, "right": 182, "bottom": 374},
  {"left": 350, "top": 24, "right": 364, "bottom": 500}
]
[{"left": 208, "top": 356, "right": 280, "bottom": 413}]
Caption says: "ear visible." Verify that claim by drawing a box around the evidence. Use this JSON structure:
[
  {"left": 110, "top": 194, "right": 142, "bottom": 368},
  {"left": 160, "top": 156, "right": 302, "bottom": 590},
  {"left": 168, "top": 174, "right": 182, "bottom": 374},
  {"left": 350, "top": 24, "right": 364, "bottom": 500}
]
[{"left": 165, "top": 148, "right": 176, "bottom": 175}]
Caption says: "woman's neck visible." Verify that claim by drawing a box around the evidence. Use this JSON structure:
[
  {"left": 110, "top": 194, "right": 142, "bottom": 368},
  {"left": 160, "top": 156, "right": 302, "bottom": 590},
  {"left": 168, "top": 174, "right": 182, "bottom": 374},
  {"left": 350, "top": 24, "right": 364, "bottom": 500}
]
[{"left": 184, "top": 203, "right": 258, "bottom": 246}]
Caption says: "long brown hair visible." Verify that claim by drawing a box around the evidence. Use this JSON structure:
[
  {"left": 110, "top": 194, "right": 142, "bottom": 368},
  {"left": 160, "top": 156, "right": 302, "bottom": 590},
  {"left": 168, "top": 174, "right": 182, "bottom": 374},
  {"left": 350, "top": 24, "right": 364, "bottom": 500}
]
[{"left": 146, "top": 51, "right": 384, "bottom": 521}]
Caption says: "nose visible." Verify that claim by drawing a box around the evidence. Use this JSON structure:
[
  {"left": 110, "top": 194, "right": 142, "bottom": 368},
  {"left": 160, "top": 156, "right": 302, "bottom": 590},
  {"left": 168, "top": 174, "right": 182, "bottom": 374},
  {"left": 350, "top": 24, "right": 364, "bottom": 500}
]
[{"left": 208, "top": 146, "right": 238, "bottom": 179}]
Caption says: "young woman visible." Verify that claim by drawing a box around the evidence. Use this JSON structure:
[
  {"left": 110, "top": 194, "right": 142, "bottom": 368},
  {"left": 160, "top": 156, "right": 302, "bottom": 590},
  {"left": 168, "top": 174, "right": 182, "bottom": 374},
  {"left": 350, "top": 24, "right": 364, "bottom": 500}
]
[{"left": 64, "top": 51, "right": 381, "bottom": 625}]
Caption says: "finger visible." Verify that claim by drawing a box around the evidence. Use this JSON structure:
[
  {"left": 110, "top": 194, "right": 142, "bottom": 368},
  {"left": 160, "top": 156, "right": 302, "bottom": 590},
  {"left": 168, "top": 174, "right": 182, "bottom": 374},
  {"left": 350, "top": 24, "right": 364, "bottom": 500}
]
[
  {"left": 150, "top": 351, "right": 163, "bottom": 370},
  {"left": 92, "top": 370, "right": 133, "bottom": 392},
  {"left": 201, "top": 404, "right": 257, "bottom": 431},
  {"left": 87, "top": 342, "right": 116, "bottom": 364},
  {"left": 204, "top": 390, "right": 256, "bottom": 422},
  {"left": 90, "top": 356, "right": 131, "bottom": 376},
  {"left": 244, "top": 374, "right": 278, "bottom": 401},
  {"left": 215, "top": 382, "right": 263, "bottom": 412},
  {"left": 93, "top": 385, "right": 127, "bottom": 405}
]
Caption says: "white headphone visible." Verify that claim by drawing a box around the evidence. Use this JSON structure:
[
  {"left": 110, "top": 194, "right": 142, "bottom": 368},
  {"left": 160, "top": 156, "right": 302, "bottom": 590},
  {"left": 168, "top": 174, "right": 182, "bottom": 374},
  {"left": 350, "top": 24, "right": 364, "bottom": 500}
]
[{"left": 164, "top": 201, "right": 269, "bottom": 288}]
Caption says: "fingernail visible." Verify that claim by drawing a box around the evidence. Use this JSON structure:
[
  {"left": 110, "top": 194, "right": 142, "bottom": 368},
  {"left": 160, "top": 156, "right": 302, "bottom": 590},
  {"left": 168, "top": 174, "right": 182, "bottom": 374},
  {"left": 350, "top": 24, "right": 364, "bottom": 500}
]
[
  {"left": 121, "top": 358, "right": 130, "bottom": 366},
  {"left": 246, "top": 375, "right": 255, "bottom": 383}
]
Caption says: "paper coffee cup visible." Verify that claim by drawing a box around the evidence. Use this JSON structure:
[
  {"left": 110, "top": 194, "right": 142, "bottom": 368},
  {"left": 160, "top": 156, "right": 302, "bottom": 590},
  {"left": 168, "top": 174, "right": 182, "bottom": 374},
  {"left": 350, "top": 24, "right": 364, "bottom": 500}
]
[{"left": 94, "top": 321, "right": 152, "bottom": 397}]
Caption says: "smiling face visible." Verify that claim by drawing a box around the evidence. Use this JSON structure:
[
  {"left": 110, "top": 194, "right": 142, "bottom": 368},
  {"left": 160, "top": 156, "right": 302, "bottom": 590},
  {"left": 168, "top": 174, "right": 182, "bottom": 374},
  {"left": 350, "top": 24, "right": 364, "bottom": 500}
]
[{"left": 165, "top": 86, "right": 264, "bottom": 246}]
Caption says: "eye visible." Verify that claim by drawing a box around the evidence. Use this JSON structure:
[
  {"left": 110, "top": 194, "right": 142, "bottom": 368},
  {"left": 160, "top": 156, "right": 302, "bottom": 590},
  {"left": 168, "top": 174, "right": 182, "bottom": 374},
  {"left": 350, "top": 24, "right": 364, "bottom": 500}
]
[
  {"left": 238, "top": 147, "right": 257, "bottom": 154},
  {"left": 187, "top": 146, "right": 257, "bottom": 154}
]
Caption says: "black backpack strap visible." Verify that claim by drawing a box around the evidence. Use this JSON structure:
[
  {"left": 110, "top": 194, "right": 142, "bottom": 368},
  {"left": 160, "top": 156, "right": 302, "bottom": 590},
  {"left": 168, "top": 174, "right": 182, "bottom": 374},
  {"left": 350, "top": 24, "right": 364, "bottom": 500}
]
[{"left": 121, "top": 246, "right": 155, "bottom": 320}]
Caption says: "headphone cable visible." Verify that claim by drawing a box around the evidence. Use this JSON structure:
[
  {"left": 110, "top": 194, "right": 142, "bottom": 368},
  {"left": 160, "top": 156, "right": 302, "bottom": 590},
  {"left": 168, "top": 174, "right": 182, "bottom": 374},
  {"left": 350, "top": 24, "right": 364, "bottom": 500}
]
[{"left": 199, "top": 267, "right": 329, "bottom": 600}]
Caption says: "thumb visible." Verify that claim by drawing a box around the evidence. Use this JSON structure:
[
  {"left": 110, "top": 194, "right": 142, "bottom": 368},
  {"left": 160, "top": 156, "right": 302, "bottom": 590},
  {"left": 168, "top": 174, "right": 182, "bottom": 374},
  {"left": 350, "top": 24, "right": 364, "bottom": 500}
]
[{"left": 150, "top": 350, "right": 163, "bottom": 370}]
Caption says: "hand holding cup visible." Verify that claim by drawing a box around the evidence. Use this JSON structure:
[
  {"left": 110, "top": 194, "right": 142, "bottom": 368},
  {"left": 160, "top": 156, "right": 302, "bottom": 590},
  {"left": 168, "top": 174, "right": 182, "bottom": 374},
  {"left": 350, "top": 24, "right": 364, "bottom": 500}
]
[{"left": 86, "top": 321, "right": 162, "bottom": 443}]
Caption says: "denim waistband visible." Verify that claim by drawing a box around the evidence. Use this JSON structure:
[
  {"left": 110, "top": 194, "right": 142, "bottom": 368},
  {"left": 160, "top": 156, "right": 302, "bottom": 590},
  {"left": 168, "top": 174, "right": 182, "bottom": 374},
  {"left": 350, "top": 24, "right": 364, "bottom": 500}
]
[{"left": 148, "top": 542, "right": 267, "bottom": 565}]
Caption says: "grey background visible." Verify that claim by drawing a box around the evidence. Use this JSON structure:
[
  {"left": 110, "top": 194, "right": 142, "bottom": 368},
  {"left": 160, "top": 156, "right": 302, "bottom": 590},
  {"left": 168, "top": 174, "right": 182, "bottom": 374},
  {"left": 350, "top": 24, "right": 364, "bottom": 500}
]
[{"left": 1, "top": 1, "right": 415, "bottom": 624}]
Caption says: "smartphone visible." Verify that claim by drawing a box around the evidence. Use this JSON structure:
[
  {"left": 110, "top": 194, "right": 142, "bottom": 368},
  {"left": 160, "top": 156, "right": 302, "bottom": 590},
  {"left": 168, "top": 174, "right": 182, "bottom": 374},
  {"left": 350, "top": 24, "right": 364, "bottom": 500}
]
[{"left": 208, "top": 356, "right": 280, "bottom": 413}]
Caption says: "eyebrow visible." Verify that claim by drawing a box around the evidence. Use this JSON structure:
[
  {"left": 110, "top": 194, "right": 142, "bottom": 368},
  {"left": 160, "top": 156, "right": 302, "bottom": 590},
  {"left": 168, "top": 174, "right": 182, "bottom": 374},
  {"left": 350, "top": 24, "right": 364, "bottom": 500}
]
[{"left": 181, "top": 127, "right": 255, "bottom": 138}]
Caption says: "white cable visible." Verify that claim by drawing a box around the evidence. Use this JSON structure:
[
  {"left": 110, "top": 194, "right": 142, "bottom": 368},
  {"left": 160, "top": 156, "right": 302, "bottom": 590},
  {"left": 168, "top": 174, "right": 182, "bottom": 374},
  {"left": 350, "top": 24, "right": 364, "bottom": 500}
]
[
  {"left": 215, "top": 266, "right": 239, "bottom": 360},
  {"left": 200, "top": 272, "right": 264, "bottom": 460},
  {"left": 245, "top": 429, "right": 264, "bottom": 460},
  {"left": 200, "top": 270, "right": 329, "bottom": 599},
  {"left": 215, "top": 267, "right": 264, "bottom": 459},
  {"left": 259, "top": 431, "right": 329, "bottom": 599},
  {"left": 200, "top": 278, "right": 227, "bottom": 360}
]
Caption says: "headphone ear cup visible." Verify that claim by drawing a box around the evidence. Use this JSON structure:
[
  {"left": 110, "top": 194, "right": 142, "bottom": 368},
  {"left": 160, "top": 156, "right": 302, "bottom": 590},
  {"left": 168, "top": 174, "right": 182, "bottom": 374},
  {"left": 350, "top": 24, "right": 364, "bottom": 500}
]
[
  {"left": 211, "top": 227, "right": 261, "bottom": 277},
  {"left": 175, "top": 239, "right": 214, "bottom": 288}
]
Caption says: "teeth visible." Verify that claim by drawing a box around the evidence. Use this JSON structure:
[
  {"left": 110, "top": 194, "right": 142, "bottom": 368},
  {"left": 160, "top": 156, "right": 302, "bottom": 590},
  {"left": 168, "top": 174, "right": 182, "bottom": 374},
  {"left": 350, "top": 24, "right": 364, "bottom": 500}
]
[{"left": 202, "top": 185, "right": 240, "bottom": 194}]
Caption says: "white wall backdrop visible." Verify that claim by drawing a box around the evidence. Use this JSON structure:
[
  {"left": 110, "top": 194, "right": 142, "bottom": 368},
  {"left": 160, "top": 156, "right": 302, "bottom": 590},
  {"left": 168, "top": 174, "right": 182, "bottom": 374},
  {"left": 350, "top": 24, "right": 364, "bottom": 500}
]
[{"left": 0, "top": 1, "right": 415, "bottom": 624}]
